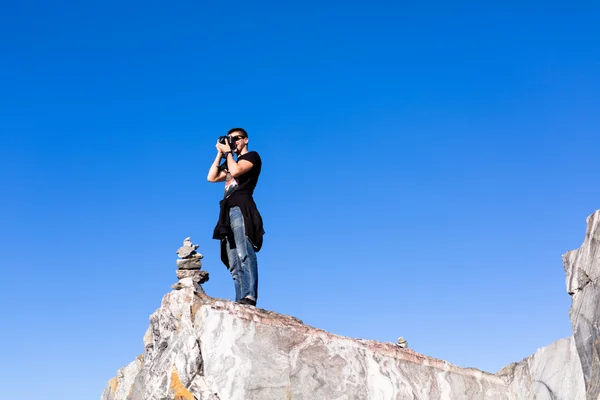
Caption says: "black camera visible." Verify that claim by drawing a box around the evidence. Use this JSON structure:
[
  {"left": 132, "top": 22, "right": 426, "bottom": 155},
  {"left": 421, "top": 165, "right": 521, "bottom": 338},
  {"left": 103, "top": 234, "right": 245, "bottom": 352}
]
[{"left": 218, "top": 135, "right": 232, "bottom": 146}]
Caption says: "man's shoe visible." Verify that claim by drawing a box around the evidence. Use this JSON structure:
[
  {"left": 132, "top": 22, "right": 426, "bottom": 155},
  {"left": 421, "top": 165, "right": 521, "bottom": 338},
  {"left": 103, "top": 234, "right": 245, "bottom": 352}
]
[{"left": 238, "top": 297, "right": 256, "bottom": 306}]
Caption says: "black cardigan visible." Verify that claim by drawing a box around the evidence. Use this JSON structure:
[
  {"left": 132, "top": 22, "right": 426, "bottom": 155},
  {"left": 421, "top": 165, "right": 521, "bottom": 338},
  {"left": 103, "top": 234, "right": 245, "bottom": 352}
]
[{"left": 213, "top": 192, "right": 264, "bottom": 268}]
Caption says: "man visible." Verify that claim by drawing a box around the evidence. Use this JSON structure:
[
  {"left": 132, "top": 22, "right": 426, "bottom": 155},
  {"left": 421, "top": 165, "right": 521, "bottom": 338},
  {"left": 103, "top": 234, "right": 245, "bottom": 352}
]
[{"left": 208, "top": 128, "right": 264, "bottom": 306}]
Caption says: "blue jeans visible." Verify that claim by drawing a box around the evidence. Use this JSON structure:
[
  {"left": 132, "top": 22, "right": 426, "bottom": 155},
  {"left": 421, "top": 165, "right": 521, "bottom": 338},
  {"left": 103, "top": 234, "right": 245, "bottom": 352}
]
[{"left": 226, "top": 206, "right": 258, "bottom": 302}]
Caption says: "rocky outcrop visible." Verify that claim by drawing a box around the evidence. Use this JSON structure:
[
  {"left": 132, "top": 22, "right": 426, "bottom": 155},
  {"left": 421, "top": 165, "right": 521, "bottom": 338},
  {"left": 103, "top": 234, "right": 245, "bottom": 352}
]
[
  {"left": 563, "top": 210, "right": 600, "bottom": 399},
  {"left": 103, "top": 286, "right": 517, "bottom": 400},
  {"left": 127, "top": 283, "right": 219, "bottom": 400},
  {"left": 497, "top": 336, "right": 585, "bottom": 399},
  {"left": 101, "top": 237, "right": 518, "bottom": 399},
  {"left": 102, "top": 211, "right": 600, "bottom": 399}
]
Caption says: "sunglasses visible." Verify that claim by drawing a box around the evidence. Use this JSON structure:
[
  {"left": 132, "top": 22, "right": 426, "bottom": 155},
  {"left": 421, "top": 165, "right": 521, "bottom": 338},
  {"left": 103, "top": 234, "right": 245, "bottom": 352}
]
[{"left": 230, "top": 135, "right": 246, "bottom": 142}]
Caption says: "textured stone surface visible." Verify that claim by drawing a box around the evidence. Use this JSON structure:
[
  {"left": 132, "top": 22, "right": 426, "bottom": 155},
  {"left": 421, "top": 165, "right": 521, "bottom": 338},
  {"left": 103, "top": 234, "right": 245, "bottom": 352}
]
[
  {"left": 103, "top": 287, "right": 519, "bottom": 400},
  {"left": 101, "top": 356, "right": 143, "bottom": 400},
  {"left": 170, "top": 277, "right": 203, "bottom": 291},
  {"left": 195, "top": 300, "right": 517, "bottom": 399},
  {"left": 177, "top": 256, "right": 203, "bottom": 270},
  {"left": 497, "top": 336, "right": 584, "bottom": 399},
  {"left": 102, "top": 211, "right": 600, "bottom": 400},
  {"left": 176, "top": 269, "right": 209, "bottom": 283},
  {"left": 563, "top": 210, "right": 600, "bottom": 399},
  {"left": 177, "top": 237, "right": 203, "bottom": 259}
]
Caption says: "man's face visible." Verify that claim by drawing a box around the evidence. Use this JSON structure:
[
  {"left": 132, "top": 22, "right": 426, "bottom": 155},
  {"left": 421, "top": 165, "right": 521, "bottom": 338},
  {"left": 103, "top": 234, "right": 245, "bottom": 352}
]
[{"left": 228, "top": 132, "right": 247, "bottom": 153}]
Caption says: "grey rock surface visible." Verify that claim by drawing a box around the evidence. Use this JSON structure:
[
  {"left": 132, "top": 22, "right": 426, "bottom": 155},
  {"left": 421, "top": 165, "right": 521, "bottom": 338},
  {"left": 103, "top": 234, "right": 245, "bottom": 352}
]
[
  {"left": 102, "top": 287, "right": 517, "bottom": 400},
  {"left": 177, "top": 237, "right": 203, "bottom": 259},
  {"left": 563, "top": 210, "right": 600, "bottom": 399},
  {"left": 171, "top": 276, "right": 203, "bottom": 291},
  {"left": 497, "top": 336, "right": 585, "bottom": 400},
  {"left": 177, "top": 256, "right": 203, "bottom": 270},
  {"left": 101, "top": 356, "right": 143, "bottom": 400},
  {"left": 176, "top": 269, "right": 209, "bottom": 283},
  {"left": 174, "top": 237, "right": 208, "bottom": 289},
  {"left": 102, "top": 211, "right": 600, "bottom": 400}
]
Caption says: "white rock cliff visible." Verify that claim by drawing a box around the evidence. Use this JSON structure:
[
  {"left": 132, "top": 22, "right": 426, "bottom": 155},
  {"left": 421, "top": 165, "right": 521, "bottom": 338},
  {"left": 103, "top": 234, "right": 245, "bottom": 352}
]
[
  {"left": 563, "top": 211, "right": 600, "bottom": 399},
  {"left": 497, "top": 336, "right": 584, "bottom": 399},
  {"left": 101, "top": 211, "right": 600, "bottom": 399}
]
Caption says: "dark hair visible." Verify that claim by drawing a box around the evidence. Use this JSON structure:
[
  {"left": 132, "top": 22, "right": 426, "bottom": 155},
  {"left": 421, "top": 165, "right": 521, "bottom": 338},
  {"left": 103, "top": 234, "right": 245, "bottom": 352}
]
[{"left": 228, "top": 127, "right": 248, "bottom": 138}]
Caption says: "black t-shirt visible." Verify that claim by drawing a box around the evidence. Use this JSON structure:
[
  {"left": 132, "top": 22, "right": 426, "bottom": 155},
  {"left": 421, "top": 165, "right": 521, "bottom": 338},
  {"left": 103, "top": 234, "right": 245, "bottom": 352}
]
[
  {"left": 214, "top": 150, "right": 264, "bottom": 257},
  {"left": 223, "top": 151, "right": 261, "bottom": 200}
]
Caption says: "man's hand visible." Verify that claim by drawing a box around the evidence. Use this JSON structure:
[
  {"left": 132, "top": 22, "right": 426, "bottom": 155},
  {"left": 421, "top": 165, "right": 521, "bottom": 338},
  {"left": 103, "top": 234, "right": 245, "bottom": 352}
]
[
  {"left": 208, "top": 142, "right": 228, "bottom": 182},
  {"left": 216, "top": 141, "right": 231, "bottom": 154}
]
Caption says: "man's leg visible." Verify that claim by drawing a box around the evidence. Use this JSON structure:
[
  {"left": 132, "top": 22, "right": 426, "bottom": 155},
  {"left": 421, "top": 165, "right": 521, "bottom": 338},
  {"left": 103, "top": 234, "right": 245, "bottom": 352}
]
[
  {"left": 225, "top": 237, "right": 242, "bottom": 302},
  {"left": 229, "top": 206, "right": 258, "bottom": 304},
  {"left": 243, "top": 238, "right": 258, "bottom": 303}
]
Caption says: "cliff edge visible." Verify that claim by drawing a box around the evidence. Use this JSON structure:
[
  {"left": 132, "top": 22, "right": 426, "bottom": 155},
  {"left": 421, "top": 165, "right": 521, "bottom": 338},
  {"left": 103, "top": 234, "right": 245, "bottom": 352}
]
[{"left": 101, "top": 211, "right": 600, "bottom": 399}]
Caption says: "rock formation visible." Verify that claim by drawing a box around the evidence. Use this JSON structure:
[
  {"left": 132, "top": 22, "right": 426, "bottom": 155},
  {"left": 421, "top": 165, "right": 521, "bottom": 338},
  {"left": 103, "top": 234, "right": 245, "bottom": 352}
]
[
  {"left": 104, "top": 286, "right": 515, "bottom": 399},
  {"left": 563, "top": 211, "right": 600, "bottom": 399},
  {"left": 172, "top": 237, "right": 208, "bottom": 290},
  {"left": 497, "top": 336, "right": 584, "bottom": 399},
  {"left": 101, "top": 212, "right": 600, "bottom": 399}
]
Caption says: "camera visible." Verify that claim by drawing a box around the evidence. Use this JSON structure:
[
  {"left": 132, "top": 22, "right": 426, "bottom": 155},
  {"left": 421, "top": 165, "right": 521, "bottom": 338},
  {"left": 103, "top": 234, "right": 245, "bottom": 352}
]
[{"left": 218, "top": 135, "right": 232, "bottom": 146}]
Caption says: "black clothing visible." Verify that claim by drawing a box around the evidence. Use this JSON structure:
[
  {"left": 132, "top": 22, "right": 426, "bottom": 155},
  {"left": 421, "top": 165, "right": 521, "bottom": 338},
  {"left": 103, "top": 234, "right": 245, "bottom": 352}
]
[
  {"left": 213, "top": 151, "right": 264, "bottom": 267},
  {"left": 221, "top": 151, "right": 261, "bottom": 200}
]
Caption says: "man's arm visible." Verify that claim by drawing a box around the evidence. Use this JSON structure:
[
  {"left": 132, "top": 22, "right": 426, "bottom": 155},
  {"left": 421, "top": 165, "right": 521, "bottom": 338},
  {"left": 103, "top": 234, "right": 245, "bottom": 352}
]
[
  {"left": 207, "top": 151, "right": 227, "bottom": 182},
  {"left": 223, "top": 152, "right": 254, "bottom": 178}
]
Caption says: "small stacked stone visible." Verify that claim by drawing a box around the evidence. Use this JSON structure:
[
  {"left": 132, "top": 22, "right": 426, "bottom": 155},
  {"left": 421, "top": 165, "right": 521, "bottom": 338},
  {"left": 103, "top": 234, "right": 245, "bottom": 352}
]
[
  {"left": 397, "top": 337, "right": 408, "bottom": 349},
  {"left": 172, "top": 237, "right": 208, "bottom": 289}
]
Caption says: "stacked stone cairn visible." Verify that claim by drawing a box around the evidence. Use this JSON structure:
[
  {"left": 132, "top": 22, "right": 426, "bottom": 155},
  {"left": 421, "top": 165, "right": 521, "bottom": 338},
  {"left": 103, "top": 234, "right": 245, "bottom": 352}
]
[
  {"left": 171, "top": 237, "right": 209, "bottom": 291},
  {"left": 397, "top": 337, "right": 408, "bottom": 348}
]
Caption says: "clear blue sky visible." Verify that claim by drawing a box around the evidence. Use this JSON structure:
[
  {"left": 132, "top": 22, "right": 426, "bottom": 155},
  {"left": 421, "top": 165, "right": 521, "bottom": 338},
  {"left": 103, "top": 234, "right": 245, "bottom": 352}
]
[{"left": 1, "top": 1, "right": 599, "bottom": 399}]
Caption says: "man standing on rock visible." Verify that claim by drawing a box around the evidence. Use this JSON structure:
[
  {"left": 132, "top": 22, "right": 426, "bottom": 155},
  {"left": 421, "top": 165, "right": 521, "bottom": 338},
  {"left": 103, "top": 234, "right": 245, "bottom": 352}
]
[{"left": 207, "top": 128, "right": 264, "bottom": 306}]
